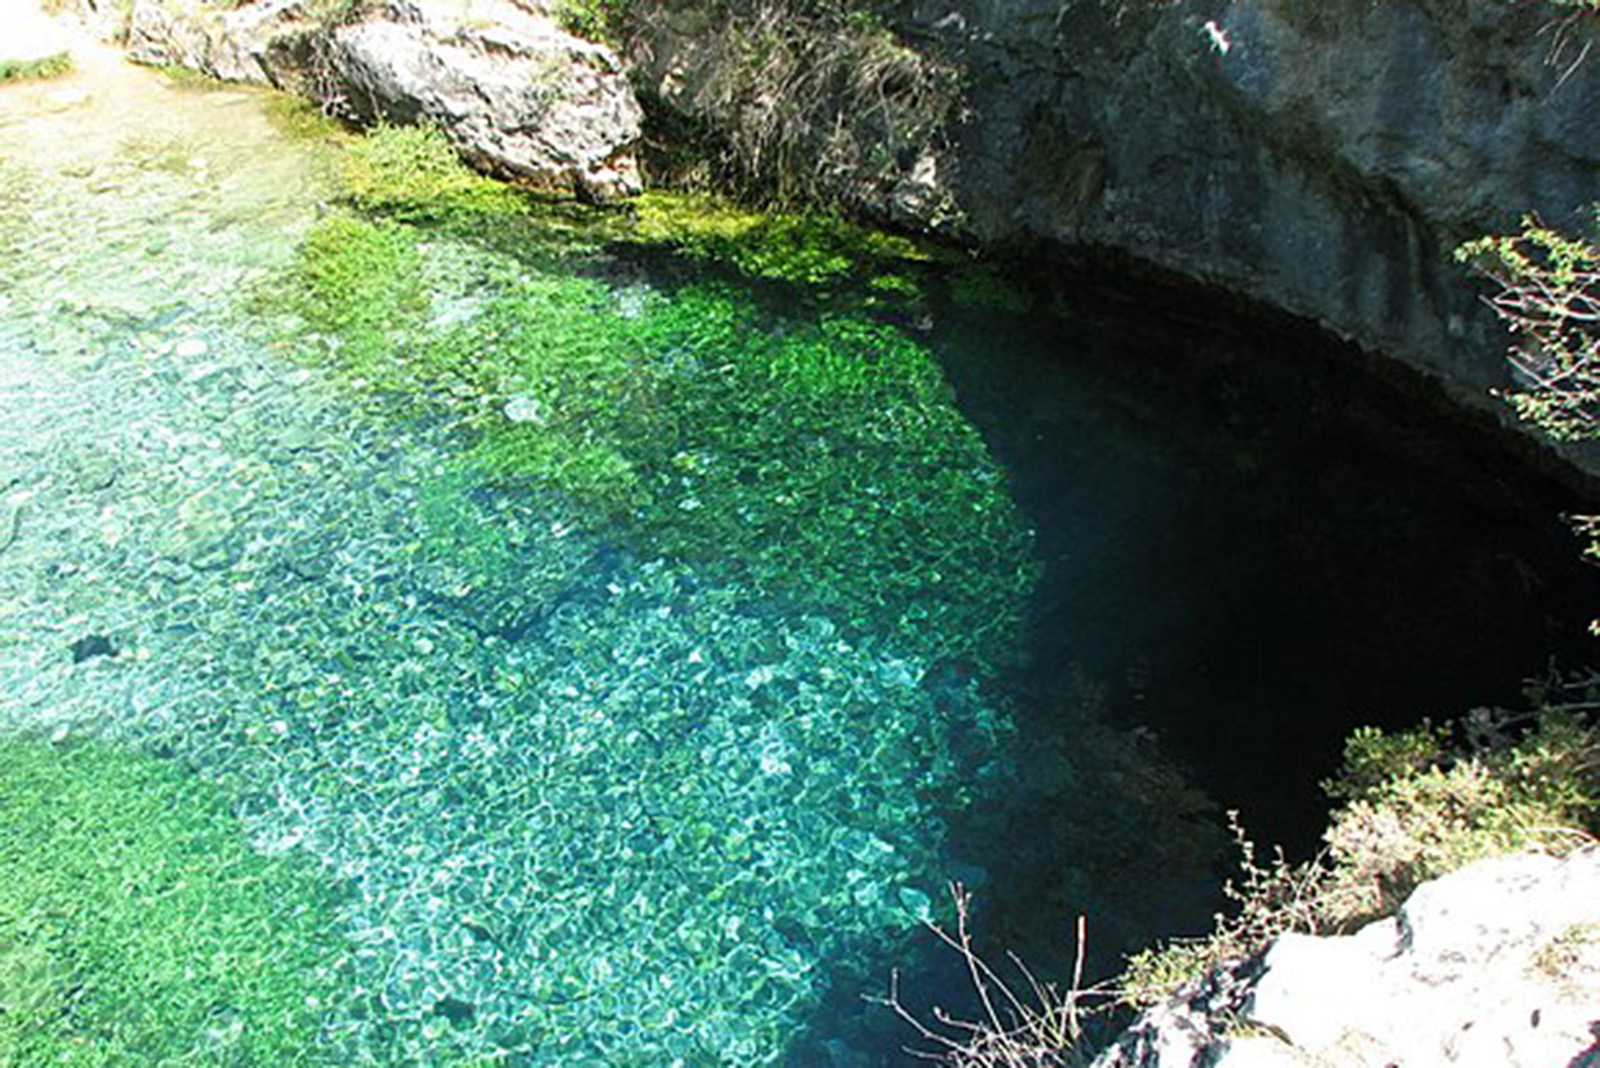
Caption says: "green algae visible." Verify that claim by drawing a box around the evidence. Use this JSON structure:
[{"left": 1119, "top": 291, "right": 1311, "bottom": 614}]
[
  {"left": 267, "top": 213, "right": 429, "bottom": 374},
  {"left": 340, "top": 123, "right": 530, "bottom": 223},
  {"left": 0, "top": 738, "right": 348, "bottom": 1067},
  {"left": 263, "top": 93, "right": 349, "bottom": 142},
  {"left": 628, "top": 190, "right": 937, "bottom": 289},
  {"left": 270, "top": 125, "right": 1039, "bottom": 668},
  {"left": 275, "top": 218, "right": 1039, "bottom": 668},
  {"left": 331, "top": 124, "right": 939, "bottom": 292}
]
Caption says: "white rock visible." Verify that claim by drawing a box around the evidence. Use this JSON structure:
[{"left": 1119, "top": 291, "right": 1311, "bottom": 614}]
[
  {"left": 1093, "top": 849, "right": 1600, "bottom": 1068},
  {"left": 331, "top": 0, "right": 642, "bottom": 201}
]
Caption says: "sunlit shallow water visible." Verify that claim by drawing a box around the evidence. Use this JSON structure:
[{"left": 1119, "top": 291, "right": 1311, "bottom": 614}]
[
  {"left": 1, "top": 43, "right": 1037, "bottom": 1068},
  {"left": 4, "top": 35, "right": 1597, "bottom": 1068}
]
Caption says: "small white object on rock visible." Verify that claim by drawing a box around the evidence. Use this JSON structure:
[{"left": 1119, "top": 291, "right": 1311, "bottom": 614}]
[
  {"left": 1201, "top": 20, "right": 1232, "bottom": 55},
  {"left": 174, "top": 337, "right": 208, "bottom": 358}
]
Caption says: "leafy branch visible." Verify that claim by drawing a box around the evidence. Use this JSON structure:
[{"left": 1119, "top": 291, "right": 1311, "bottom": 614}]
[{"left": 1456, "top": 211, "right": 1600, "bottom": 441}]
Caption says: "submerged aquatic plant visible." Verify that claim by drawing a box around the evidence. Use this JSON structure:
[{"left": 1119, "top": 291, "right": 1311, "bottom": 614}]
[
  {"left": 274, "top": 127, "right": 1041, "bottom": 669},
  {"left": 279, "top": 220, "right": 1039, "bottom": 669},
  {"left": 340, "top": 123, "right": 529, "bottom": 223},
  {"left": 628, "top": 191, "right": 936, "bottom": 288},
  {"left": 266, "top": 213, "right": 429, "bottom": 374},
  {"left": 0, "top": 738, "right": 349, "bottom": 1067}
]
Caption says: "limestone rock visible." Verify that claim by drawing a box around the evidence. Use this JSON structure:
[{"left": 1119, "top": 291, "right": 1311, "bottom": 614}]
[
  {"left": 1092, "top": 849, "right": 1600, "bottom": 1068},
  {"left": 631, "top": 0, "right": 1599, "bottom": 418},
  {"left": 125, "top": 0, "right": 316, "bottom": 87},
  {"left": 331, "top": 0, "right": 642, "bottom": 201}
]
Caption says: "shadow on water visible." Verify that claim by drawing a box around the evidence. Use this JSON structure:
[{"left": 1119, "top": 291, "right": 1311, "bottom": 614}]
[{"left": 781, "top": 257, "right": 1600, "bottom": 1066}]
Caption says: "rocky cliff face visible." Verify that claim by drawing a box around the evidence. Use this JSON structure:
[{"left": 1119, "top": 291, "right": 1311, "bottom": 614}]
[
  {"left": 631, "top": 0, "right": 1598, "bottom": 406},
  {"left": 1092, "top": 848, "right": 1600, "bottom": 1068}
]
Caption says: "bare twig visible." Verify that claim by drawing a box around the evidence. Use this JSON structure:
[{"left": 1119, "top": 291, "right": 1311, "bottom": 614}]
[{"left": 872, "top": 884, "right": 1101, "bottom": 1067}]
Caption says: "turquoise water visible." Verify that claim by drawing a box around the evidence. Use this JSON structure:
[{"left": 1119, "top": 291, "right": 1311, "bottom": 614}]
[
  {"left": 0, "top": 50, "right": 1036, "bottom": 1067},
  {"left": 4, "top": 43, "right": 1597, "bottom": 1068}
]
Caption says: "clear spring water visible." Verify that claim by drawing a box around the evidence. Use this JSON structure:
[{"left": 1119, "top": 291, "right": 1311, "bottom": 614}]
[{"left": 3, "top": 41, "right": 1596, "bottom": 1068}]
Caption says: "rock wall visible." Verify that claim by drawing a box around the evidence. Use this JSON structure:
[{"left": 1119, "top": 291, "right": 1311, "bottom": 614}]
[
  {"left": 1092, "top": 848, "right": 1600, "bottom": 1068},
  {"left": 631, "top": 0, "right": 1598, "bottom": 408}
]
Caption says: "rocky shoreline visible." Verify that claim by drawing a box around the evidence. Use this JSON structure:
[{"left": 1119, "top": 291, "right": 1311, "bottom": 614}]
[{"left": 47, "top": 0, "right": 1600, "bottom": 485}]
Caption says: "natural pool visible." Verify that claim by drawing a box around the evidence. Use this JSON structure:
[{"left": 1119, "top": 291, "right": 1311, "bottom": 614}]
[{"left": 2, "top": 39, "right": 1596, "bottom": 1068}]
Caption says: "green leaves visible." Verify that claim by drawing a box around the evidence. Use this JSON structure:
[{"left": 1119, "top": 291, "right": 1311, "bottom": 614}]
[{"left": 1456, "top": 210, "right": 1599, "bottom": 441}]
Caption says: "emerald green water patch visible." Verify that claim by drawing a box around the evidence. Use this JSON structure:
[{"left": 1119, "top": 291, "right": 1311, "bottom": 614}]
[
  {"left": 0, "top": 738, "right": 348, "bottom": 1067},
  {"left": 627, "top": 191, "right": 936, "bottom": 292},
  {"left": 263, "top": 94, "right": 350, "bottom": 142},
  {"left": 275, "top": 220, "right": 1039, "bottom": 668},
  {"left": 268, "top": 213, "right": 429, "bottom": 374},
  {"left": 340, "top": 123, "right": 531, "bottom": 223},
  {"left": 332, "top": 124, "right": 938, "bottom": 300}
]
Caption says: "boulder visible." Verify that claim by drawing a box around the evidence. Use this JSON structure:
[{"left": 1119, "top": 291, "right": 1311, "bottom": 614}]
[
  {"left": 125, "top": 0, "right": 316, "bottom": 87},
  {"left": 331, "top": 0, "right": 642, "bottom": 201},
  {"left": 1093, "top": 848, "right": 1600, "bottom": 1068}
]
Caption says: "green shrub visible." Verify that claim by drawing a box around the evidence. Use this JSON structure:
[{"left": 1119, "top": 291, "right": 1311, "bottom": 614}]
[
  {"left": 1322, "top": 706, "right": 1599, "bottom": 923},
  {"left": 0, "top": 737, "right": 348, "bottom": 1066},
  {"left": 1456, "top": 210, "right": 1599, "bottom": 441},
  {"left": 1121, "top": 703, "right": 1600, "bottom": 1007},
  {"left": 553, "top": 0, "right": 629, "bottom": 42},
  {"left": 0, "top": 53, "right": 72, "bottom": 84}
]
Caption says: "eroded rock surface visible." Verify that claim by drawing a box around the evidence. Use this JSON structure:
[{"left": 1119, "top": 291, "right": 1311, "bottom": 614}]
[
  {"left": 1093, "top": 848, "right": 1600, "bottom": 1068},
  {"left": 632, "top": 0, "right": 1598, "bottom": 408},
  {"left": 330, "top": 0, "right": 642, "bottom": 200},
  {"left": 113, "top": 0, "right": 642, "bottom": 201},
  {"left": 124, "top": 0, "right": 315, "bottom": 87}
]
